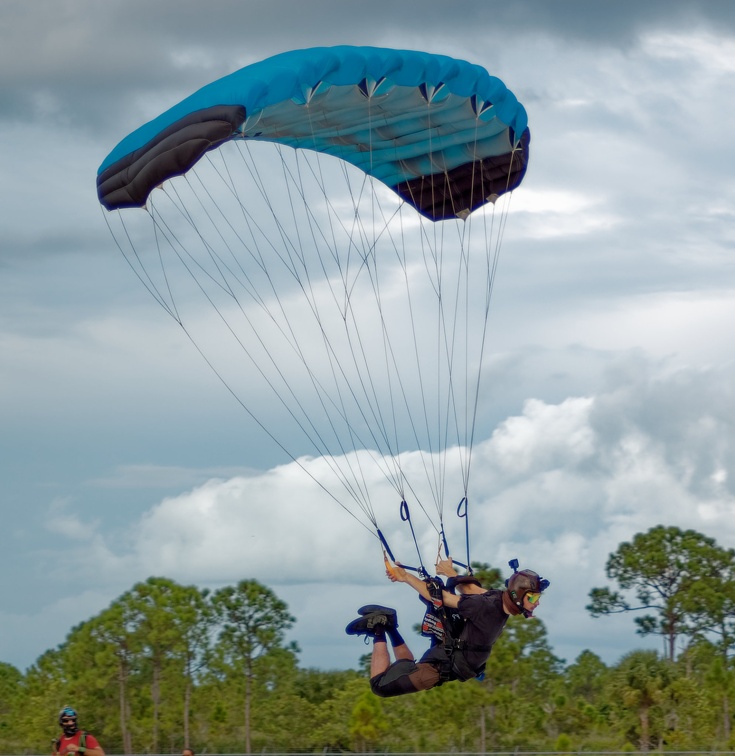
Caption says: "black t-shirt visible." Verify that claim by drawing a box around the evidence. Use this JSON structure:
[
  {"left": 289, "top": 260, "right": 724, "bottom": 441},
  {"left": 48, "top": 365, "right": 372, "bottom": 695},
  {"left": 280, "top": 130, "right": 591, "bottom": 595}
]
[
  {"left": 419, "top": 588, "right": 508, "bottom": 675},
  {"left": 455, "top": 589, "right": 508, "bottom": 669}
]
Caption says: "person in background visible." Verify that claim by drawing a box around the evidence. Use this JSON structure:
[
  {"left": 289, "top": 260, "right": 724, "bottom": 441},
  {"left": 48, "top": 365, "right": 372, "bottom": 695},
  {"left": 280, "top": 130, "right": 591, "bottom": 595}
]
[{"left": 52, "top": 707, "right": 105, "bottom": 756}]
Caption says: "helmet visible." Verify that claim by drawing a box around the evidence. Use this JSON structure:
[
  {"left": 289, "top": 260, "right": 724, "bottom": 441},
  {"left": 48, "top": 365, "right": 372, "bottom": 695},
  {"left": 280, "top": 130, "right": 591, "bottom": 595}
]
[
  {"left": 58, "top": 707, "right": 78, "bottom": 736},
  {"left": 506, "top": 564, "right": 550, "bottom": 617}
]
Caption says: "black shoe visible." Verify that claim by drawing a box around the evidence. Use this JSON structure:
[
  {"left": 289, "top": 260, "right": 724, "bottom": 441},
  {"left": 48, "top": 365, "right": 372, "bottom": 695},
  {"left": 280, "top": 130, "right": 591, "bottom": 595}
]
[
  {"left": 357, "top": 605, "right": 398, "bottom": 628},
  {"left": 345, "top": 615, "right": 378, "bottom": 637},
  {"left": 345, "top": 606, "right": 397, "bottom": 637}
]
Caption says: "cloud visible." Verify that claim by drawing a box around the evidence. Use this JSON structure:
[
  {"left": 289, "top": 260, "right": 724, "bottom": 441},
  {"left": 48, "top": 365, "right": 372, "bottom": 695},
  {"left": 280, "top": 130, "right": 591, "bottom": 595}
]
[
  {"left": 33, "top": 356, "right": 735, "bottom": 668},
  {"left": 643, "top": 30, "right": 735, "bottom": 74},
  {"left": 3, "top": 0, "right": 735, "bottom": 675}
]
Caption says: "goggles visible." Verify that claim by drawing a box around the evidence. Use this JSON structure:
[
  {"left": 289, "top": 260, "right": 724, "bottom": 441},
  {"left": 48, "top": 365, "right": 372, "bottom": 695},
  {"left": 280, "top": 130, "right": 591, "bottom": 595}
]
[{"left": 525, "top": 592, "right": 541, "bottom": 605}]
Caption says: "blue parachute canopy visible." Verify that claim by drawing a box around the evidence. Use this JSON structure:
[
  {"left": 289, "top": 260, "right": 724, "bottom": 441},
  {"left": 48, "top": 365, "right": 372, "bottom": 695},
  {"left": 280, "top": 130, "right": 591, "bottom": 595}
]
[{"left": 97, "top": 46, "right": 530, "bottom": 221}]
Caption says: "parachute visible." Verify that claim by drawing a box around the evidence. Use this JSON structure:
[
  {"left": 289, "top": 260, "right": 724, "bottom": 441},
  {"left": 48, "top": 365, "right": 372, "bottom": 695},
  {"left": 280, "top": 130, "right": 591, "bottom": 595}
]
[{"left": 97, "top": 46, "right": 530, "bottom": 569}]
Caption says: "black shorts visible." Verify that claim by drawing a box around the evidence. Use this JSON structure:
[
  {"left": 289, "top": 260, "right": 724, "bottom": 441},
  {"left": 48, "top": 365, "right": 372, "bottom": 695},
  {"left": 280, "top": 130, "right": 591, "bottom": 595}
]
[{"left": 370, "top": 659, "right": 441, "bottom": 698}]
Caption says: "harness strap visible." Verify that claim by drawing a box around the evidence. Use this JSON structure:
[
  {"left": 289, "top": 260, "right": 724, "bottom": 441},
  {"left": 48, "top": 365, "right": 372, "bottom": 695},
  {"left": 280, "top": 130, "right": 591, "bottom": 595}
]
[
  {"left": 420, "top": 577, "right": 474, "bottom": 683},
  {"left": 446, "top": 639, "right": 492, "bottom": 653}
]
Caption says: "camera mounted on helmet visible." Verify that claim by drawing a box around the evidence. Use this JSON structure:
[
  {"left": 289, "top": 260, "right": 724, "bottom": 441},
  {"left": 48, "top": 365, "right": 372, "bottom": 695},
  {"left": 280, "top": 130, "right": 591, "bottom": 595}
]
[{"left": 505, "top": 558, "right": 550, "bottom": 618}]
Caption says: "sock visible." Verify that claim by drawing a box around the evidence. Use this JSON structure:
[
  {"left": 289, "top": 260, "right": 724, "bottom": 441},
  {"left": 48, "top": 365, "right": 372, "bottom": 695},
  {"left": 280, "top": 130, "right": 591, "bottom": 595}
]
[
  {"left": 387, "top": 627, "right": 405, "bottom": 647},
  {"left": 373, "top": 634, "right": 387, "bottom": 646}
]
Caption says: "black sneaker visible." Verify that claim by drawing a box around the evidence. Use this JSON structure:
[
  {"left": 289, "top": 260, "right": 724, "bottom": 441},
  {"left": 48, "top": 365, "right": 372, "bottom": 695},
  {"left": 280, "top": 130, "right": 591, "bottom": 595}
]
[
  {"left": 345, "top": 606, "right": 397, "bottom": 637},
  {"left": 357, "top": 605, "right": 398, "bottom": 628},
  {"left": 345, "top": 615, "right": 379, "bottom": 637}
]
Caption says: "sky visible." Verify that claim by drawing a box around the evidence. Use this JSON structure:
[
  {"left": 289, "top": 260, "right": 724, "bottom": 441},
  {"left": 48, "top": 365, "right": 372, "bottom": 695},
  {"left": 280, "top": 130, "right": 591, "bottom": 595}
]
[{"left": 2, "top": 0, "right": 735, "bottom": 675}]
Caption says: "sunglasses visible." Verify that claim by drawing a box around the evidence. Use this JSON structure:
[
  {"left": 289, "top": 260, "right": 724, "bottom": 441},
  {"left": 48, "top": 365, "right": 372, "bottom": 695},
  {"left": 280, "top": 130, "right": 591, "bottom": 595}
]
[
  {"left": 525, "top": 592, "right": 541, "bottom": 605},
  {"left": 61, "top": 718, "right": 76, "bottom": 724}
]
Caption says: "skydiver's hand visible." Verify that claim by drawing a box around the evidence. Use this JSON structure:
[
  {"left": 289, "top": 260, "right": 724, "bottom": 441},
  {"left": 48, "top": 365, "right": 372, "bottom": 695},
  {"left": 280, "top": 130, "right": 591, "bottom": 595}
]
[
  {"left": 387, "top": 562, "right": 409, "bottom": 583},
  {"left": 435, "top": 558, "right": 458, "bottom": 577}
]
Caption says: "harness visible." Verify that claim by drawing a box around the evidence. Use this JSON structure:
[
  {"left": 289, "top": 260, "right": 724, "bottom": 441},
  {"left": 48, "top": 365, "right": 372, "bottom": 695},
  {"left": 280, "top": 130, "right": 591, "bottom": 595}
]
[{"left": 421, "top": 578, "right": 491, "bottom": 683}]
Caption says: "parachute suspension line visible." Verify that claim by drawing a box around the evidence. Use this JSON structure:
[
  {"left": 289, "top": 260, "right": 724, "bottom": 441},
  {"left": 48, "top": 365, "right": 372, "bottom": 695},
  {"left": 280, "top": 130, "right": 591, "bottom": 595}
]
[
  {"left": 430, "top": 99, "right": 460, "bottom": 526},
  {"left": 322, "top": 100, "right": 451, "bottom": 526},
  {"left": 390, "top": 124, "right": 481, "bottom": 530},
  {"left": 171, "top": 176, "right": 247, "bottom": 300},
  {"left": 381, "top": 202, "right": 446, "bottom": 530},
  {"left": 438, "top": 217, "right": 471, "bottom": 506},
  {"left": 150, "top": 205, "right": 183, "bottom": 322},
  {"left": 295, "top": 100, "right": 435, "bottom": 513},
  {"left": 360, "top": 92, "right": 416, "bottom": 507},
  {"left": 419, "top": 207, "right": 452, "bottom": 518},
  {"left": 225, "top": 138, "right": 414, "bottom": 520},
  {"left": 464, "top": 147, "right": 519, "bottom": 490},
  {"left": 438, "top": 496, "right": 472, "bottom": 572},
  {"left": 171, "top": 310, "right": 381, "bottom": 539},
  {"left": 151, "top": 185, "right": 340, "bottom": 450},
  {"left": 286, "top": 111, "right": 410, "bottom": 505},
  {"left": 298, "top": 153, "right": 413, "bottom": 494},
  {"left": 382, "top": 180, "right": 467, "bottom": 532},
  {"left": 279, "top": 143, "right": 386, "bottom": 521},
  {"left": 387, "top": 186, "right": 447, "bottom": 524},
  {"left": 399, "top": 500, "right": 429, "bottom": 577},
  {"left": 296, "top": 107, "right": 410, "bottom": 503},
  {"left": 423, "top": 97, "right": 449, "bottom": 524},
  {"left": 345, "top": 97, "right": 413, "bottom": 505},
  {"left": 453, "top": 117, "right": 489, "bottom": 496},
  {"left": 437, "top": 197, "right": 481, "bottom": 500},
  {"left": 324, "top": 99, "right": 452, "bottom": 527},
  {"left": 435, "top": 116, "right": 490, "bottom": 504},
  {"left": 104, "top": 196, "right": 383, "bottom": 536},
  {"left": 148, "top": 171, "right": 385, "bottom": 525},
  {"left": 300, "top": 93, "right": 454, "bottom": 539},
  {"left": 427, "top": 111, "right": 486, "bottom": 525},
  {"left": 102, "top": 208, "right": 178, "bottom": 321},
  {"left": 97, "top": 47, "right": 532, "bottom": 574},
  {"left": 269, "top": 145, "right": 380, "bottom": 517},
  {"left": 459, "top": 495, "right": 472, "bottom": 572}
]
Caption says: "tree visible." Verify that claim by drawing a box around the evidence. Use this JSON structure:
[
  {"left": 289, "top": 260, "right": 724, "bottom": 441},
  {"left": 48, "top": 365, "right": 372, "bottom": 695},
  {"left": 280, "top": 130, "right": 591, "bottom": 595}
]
[
  {"left": 470, "top": 561, "right": 505, "bottom": 589},
  {"left": 209, "top": 580, "right": 296, "bottom": 754},
  {"left": 481, "top": 615, "right": 563, "bottom": 749},
  {"left": 85, "top": 600, "right": 142, "bottom": 754},
  {"left": 565, "top": 650, "right": 610, "bottom": 704},
  {"left": 0, "top": 663, "right": 22, "bottom": 745},
  {"left": 348, "top": 689, "right": 388, "bottom": 751},
  {"left": 0, "top": 662, "right": 26, "bottom": 753},
  {"left": 14, "top": 649, "right": 66, "bottom": 753},
  {"left": 587, "top": 525, "right": 725, "bottom": 659},
  {"left": 122, "top": 577, "right": 210, "bottom": 752},
  {"left": 610, "top": 650, "right": 671, "bottom": 751},
  {"left": 681, "top": 545, "right": 735, "bottom": 660},
  {"left": 704, "top": 654, "right": 735, "bottom": 744}
]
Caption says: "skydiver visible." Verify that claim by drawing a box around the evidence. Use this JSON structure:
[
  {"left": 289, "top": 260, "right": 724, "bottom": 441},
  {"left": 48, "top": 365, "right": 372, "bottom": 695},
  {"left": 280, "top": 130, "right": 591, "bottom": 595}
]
[{"left": 345, "top": 558, "right": 549, "bottom": 697}]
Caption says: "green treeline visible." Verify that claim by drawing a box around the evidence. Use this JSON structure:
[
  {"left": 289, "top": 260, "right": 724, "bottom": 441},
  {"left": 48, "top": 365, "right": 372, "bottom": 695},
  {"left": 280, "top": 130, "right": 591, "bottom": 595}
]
[{"left": 2, "top": 525, "right": 735, "bottom": 754}]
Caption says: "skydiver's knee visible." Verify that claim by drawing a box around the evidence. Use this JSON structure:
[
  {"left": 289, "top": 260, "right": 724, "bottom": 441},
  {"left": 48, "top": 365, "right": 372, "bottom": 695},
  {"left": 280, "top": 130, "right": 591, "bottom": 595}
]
[
  {"left": 370, "top": 658, "right": 419, "bottom": 697},
  {"left": 369, "top": 659, "right": 440, "bottom": 697}
]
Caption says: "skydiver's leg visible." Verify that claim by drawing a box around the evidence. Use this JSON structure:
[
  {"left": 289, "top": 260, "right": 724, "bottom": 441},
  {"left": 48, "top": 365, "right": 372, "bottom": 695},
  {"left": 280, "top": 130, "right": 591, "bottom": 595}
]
[
  {"left": 370, "top": 631, "right": 414, "bottom": 677},
  {"left": 370, "top": 659, "right": 441, "bottom": 698},
  {"left": 348, "top": 605, "right": 416, "bottom": 680},
  {"left": 370, "top": 635, "right": 391, "bottom": 677},
  {"left": 392, "top": 642, "right": 414, "bottom": 661}
]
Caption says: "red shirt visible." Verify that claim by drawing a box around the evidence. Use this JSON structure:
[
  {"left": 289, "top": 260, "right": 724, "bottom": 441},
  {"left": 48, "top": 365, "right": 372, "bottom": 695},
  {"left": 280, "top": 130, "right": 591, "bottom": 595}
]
[{"left": 56, "top": 731, "right": 100, "bottom": 755}]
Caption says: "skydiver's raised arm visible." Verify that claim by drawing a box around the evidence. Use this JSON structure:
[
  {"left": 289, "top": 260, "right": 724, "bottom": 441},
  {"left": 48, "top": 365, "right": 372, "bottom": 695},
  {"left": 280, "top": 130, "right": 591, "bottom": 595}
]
[{"left": 386, "top": 562, "right": 460, "bottom": 608}]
